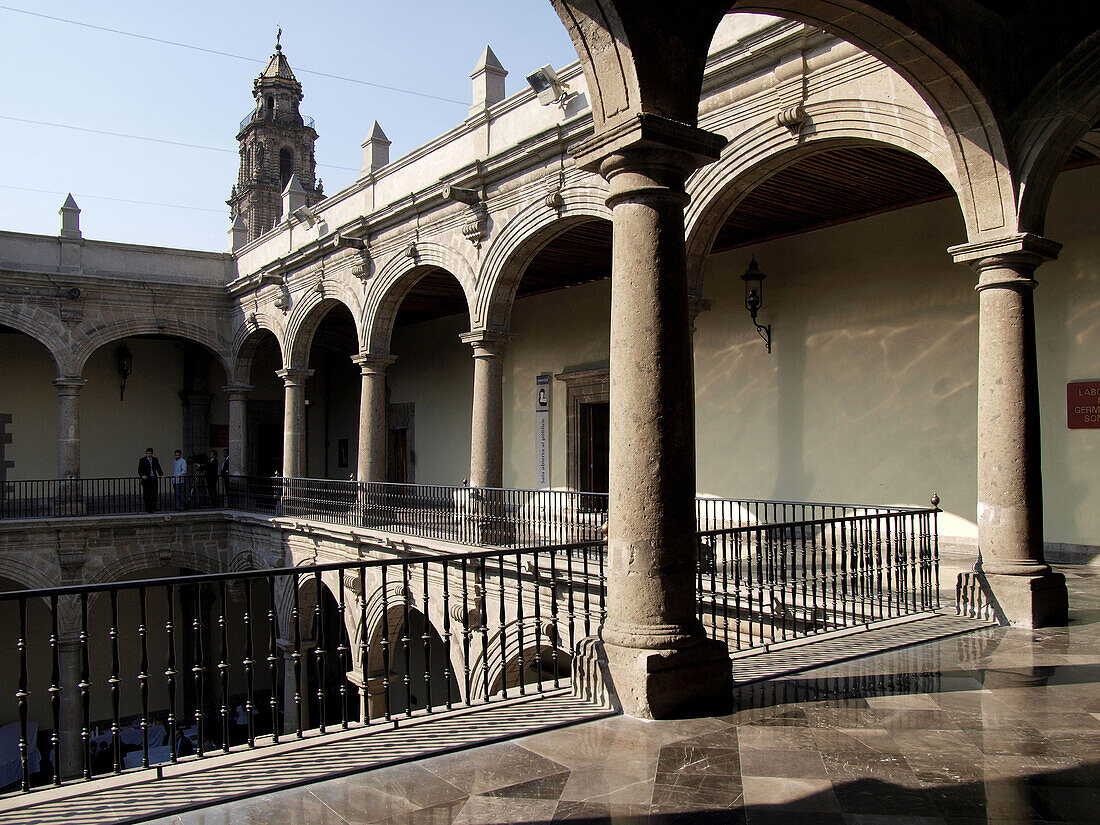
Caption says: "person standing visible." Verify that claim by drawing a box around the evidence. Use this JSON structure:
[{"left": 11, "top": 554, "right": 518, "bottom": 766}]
[
  {"left": 138, "top": 447, "right": 164, "bottom": 513},
  {"left": 204, "top": 450, "right": 219, "bottom": 507},
  {"left": 171, "top": 449, "right": 188, "bottom": 511},
  {"left": 219, "top": 448, "right": 231, "bottom": 506}
]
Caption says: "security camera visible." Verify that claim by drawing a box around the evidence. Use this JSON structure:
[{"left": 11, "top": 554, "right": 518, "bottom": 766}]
[
  {"left": 526, "top": 65, "right": 567, "bottom": 106},
  {"left": 291, "top": 205, "right": 319, "bottom": 227}
]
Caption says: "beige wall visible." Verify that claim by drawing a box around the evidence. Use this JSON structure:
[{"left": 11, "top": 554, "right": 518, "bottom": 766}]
[
  {"left": 1037, "top": 165, "right": 1100, "bottom": 551},
  {"left": 388, "top": 312, "right": 473, "bottom": 485},
  {"left": 504, "top": 278, "right": 612, "bottom": 490},
  {"left": 0, "top": 334, "right": 57, "bottom": 479},
  {"left": 0, "top": 336, "right": 235, "bottom": 480}
]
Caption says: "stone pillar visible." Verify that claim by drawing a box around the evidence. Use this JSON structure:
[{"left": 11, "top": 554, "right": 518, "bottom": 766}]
[
  {"left": 571, "top": 114, "right": 732, "bottom": 718},
  {"left": 276, "top": 368, "right": 313, "bottom": 478},
  {"left": 58, "top": 635, "right": 83, "bottom": 778},
  {"left": 460, "top": 331, "right": 511, "bottom": 489},
  {"left": 53, "top": 378, "right": 86, "bottom": 479},
  {"left": 950, "top": 233, "right": 1068, "bottom": 627},
  {"left": 351, "top": 354, "right": 396, "bottom": 483},
  {"left": 224, "top": 383, "right": 252, "bottom": 475}
]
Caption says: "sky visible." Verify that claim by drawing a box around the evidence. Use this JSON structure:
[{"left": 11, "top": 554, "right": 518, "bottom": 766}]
[{"left": 0, "top": 1, "right": 580, "bottom": 251}]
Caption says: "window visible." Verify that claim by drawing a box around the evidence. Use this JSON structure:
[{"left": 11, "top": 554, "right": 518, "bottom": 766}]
[{"left": 280, "top": 148, "right": 294, "bottom": 189}]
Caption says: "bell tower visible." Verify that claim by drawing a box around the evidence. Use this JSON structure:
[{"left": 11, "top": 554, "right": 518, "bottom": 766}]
[{"left": 228, "top": 35, "right": 323, "bottom": 242}]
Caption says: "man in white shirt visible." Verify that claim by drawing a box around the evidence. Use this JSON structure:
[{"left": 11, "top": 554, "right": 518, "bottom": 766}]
[{"left": 171, "top": 449, "right": 188, "bottom": 511}]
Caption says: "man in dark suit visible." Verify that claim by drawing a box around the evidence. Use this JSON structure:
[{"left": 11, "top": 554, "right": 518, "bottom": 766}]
[{"left": 138, "top": 447, "right": 164, "bottom": 513}]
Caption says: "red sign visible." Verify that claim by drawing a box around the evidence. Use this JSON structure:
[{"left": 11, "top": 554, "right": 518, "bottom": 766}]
[{"left": 1068, "top": 381, "right": 1100, "bottom": 429}]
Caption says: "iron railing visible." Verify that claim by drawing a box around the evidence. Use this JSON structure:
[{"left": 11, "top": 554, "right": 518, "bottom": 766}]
[
  {"left": 696, "top": 506, "right": 940, "bottom": 652},
  {"left": 0, "top": 475, "right": 225, "bottom": 519},
  {"left": 0, "top": 543, "right": 605, "bottom": 793}
]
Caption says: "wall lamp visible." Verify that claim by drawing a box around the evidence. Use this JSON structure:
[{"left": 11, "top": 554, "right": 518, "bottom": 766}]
[
  {"left": 290, "top": 205, "right": 320, "bottom": 227},
  {"left": 116, "top": 343, "right": 133, "bottom": 400},
  {"left": 526, "top": 64, "right": 568, "bottom": 106},
  {"left": 741, "top": 255, "right": 772, "bottom": 353}
]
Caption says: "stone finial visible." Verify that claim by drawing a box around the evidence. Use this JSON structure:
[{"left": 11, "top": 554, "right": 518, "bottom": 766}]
[
  {"left": 361, "top": 121, "right": 391, "bottom": 176},
  {"left": 469, "top": 45, "right": 507, "bottom": 118},
  {"left": 59, "top": 193, "right": 81, "bottom": 239},
  {"left": 282, "top": 172, "right": 308, "bottom": 220},
  {"left": 229, "top": 211, "right": 248, "bottom": 252}
]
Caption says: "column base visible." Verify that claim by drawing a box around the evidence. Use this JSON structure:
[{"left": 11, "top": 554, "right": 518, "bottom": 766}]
[
  {"left": 957, "top": 569, "right": 1068, "bottom": 628},
  {"left": 572, "top": 636, "right": 732, "bottom": 719}
]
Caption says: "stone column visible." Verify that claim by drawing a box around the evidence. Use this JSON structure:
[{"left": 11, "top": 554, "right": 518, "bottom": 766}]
[
  {"left": 224, "top": 383, "right": 252, "bottom": 475},
  {"left": 950, "top": 233, "right": 1068, "bottom": 627},
  {"left": 58, "top": 634, "right": 83, "bottom": 778},
  {"left": 460, "top": 331, "right": 511, "bottom": 489},
  {"left": 351, "top": 354, "right": 396, "bottom": 483},
  {"left": 571, "top": 115, "right": 732, "bottom": 718},
  {"left": 53, "top": 377, "right": 86, "bottom": 479},
  {"left": 276, "top": 368, "right": 313, "bottom": 478}
]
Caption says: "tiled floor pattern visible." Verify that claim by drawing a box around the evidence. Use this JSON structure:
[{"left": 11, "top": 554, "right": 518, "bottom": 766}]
[
  {"left": 133, "top": 568, "right": 1100, "bottom": 825},
  {"left": 0, "top": 692, "right": 612, "bottom": 825}
]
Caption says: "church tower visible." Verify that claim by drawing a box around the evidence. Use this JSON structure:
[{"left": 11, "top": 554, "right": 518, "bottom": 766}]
[{"left": 229, "top": 37, "right": 323, "bottom": 242}]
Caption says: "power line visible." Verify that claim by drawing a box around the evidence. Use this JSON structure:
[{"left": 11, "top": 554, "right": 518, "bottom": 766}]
[
  {"left": 0, "top": 114, "right": 361, "bottom": 173},
  {"left": 0, "top": 184, "right": 227, "bottom": 215},
  {"left": 0, "top": 4, "right": 468, "bottom": 106}
]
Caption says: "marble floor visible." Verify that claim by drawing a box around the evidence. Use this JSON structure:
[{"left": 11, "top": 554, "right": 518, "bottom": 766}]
[{"left": 138, "top": 568, "right": 1098, "bottom": 824}]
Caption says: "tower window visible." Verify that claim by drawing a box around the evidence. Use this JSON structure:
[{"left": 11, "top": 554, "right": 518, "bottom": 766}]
[
  {"left": 266, "top": 95, "right": 274, "bottom": 114},
  {"left": 280, "top": 149, "right": 294, "bottom": 188}
]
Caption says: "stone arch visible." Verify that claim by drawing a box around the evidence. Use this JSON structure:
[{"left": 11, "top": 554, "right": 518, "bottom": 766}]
[
  {"left": 685, "top": 105, "right": 963, "bottom": 293},
  {"left": 363, "top": 241, "right": 477, "bottom": 353},
  {"left": 476, "top": 188, "right": 611, "bottom": 330},
  {"left": 283, "top": 289, "right": 363, "bottom": 370},
  {"left": 86, "top": 547, "right": 226, "bottom": 588},
  {"left": 550, "top": 1, "right": 1016, "bottom": 238},
  {"left": 230, "top": 314, "right": 284, "bottom": 385},
  {"left": 0, "top": 304, "right": 68, "bottom": 376},
  {"left": 0, "top": 557, "right": 59, "bottom": 593},
  {"left": 1014, "top": 32, "right": 1100, "bottom": 235},
  {"left": 73, "top": 318, "right": 232, "bottom": 380}
]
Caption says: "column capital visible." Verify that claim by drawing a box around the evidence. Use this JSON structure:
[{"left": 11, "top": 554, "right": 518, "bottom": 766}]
[
  {"left": 222, "top": 382, "right": 253, "bottom": 398},
  {"left": 572, "top": 114, "right": 726, "bottom": 194},
  {"left": 52, "top": 377, "right": 87, "bottom": 393},
  {"left": 275, "top": 368, "right": 314, "bottom": 386},
  {"left": 948, "top": 233, "right": 1061, "bottom": 270},
  {"left": 351, "top": 352, "right": 397, "bottom": 375},
  {"left": 460, "top": 330, "right": 514, "bottom": 358}
]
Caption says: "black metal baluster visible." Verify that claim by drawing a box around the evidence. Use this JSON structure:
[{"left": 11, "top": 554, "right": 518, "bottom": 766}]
[
  {"left": 461, "top": 558, "right": 471, "bottom": 705},
  {"left": 48, "top": 594, "right": 61, "bottom": 785},
  {"left": 380, "top": 566, "right": 392, "bottom": 722},
  {"left": 109, "top": 590, "right": 121, "bottom": 773},
  {"left": 17, "top": 597, "right": 30, "bottom": 791},
  {"left": 478, "top": 559, "right": 490, "bottom": 702},
  {"left": 358, "top": 566, "right": 370, "bottom": 726},
  {"left": 337, "top": 573, "right": 349, "bottom": 729},
  {"left": 165, "top": 583, "right": 178, "bottom": 763},
  {"left": 79, "top": 592, "right": 91, "bottom": 780},
  {"left": 192, "top": 585, "right": 206, "bottom": 757},
  {"left": 243, "top": 579, "right": 256, "bottom": 747},
  {"left": 218, "top": 581, "right": 230, "bottom": 752},
  {"left": 756, "top": 528, "right": 765, "bottom": 646},
  {"left": 515, "top": 549, "right": 526, "bottom": 696},
  {"left": 401, "top": 564, "right": 412, "bottom": 716},
  {"left": 581, "top": 545, "right": 591, "bottom": 638},
  {"left": 313, "top": 571, "right": 326, "bottom": 734},
  {"left": 532, "top": 550, "right": 544, "bottom": 693},
  {"left": 291, "top": 574, "right": 303, "bottom": 738},
  {"left": 138, "top": 586, "right": 150, "bottom": 767},
  {"left": 565, "top": 550, "right": 575, "bottom": 653},
  {"left": 549, "top": 551, "right": 560, "bottom": 687},
  {"left": 497, "top": 553, "right": 508, "bottom": 699},
  {"left": 421, "top": 561, "right": 433, "bottom": 713},
  {"left": 267, "top": 576, "right": 280, "bottom": 745},
  {"left": 720, "top": 535, "right": 729, "bottom": 649},
  {"left": 441, "top": 561, "right": 453, "bottom": 709}
]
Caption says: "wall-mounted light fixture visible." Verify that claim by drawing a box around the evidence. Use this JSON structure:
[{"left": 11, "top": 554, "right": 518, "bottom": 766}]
[
  {"left": 741, "top": 255, "right": 772, "bottom": 353},
  {"left": 116, "top": 343, "right": 133, "bottom": 400},
  {"left": 526, "top": 64, "right": 568, "bottom": 106}
]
